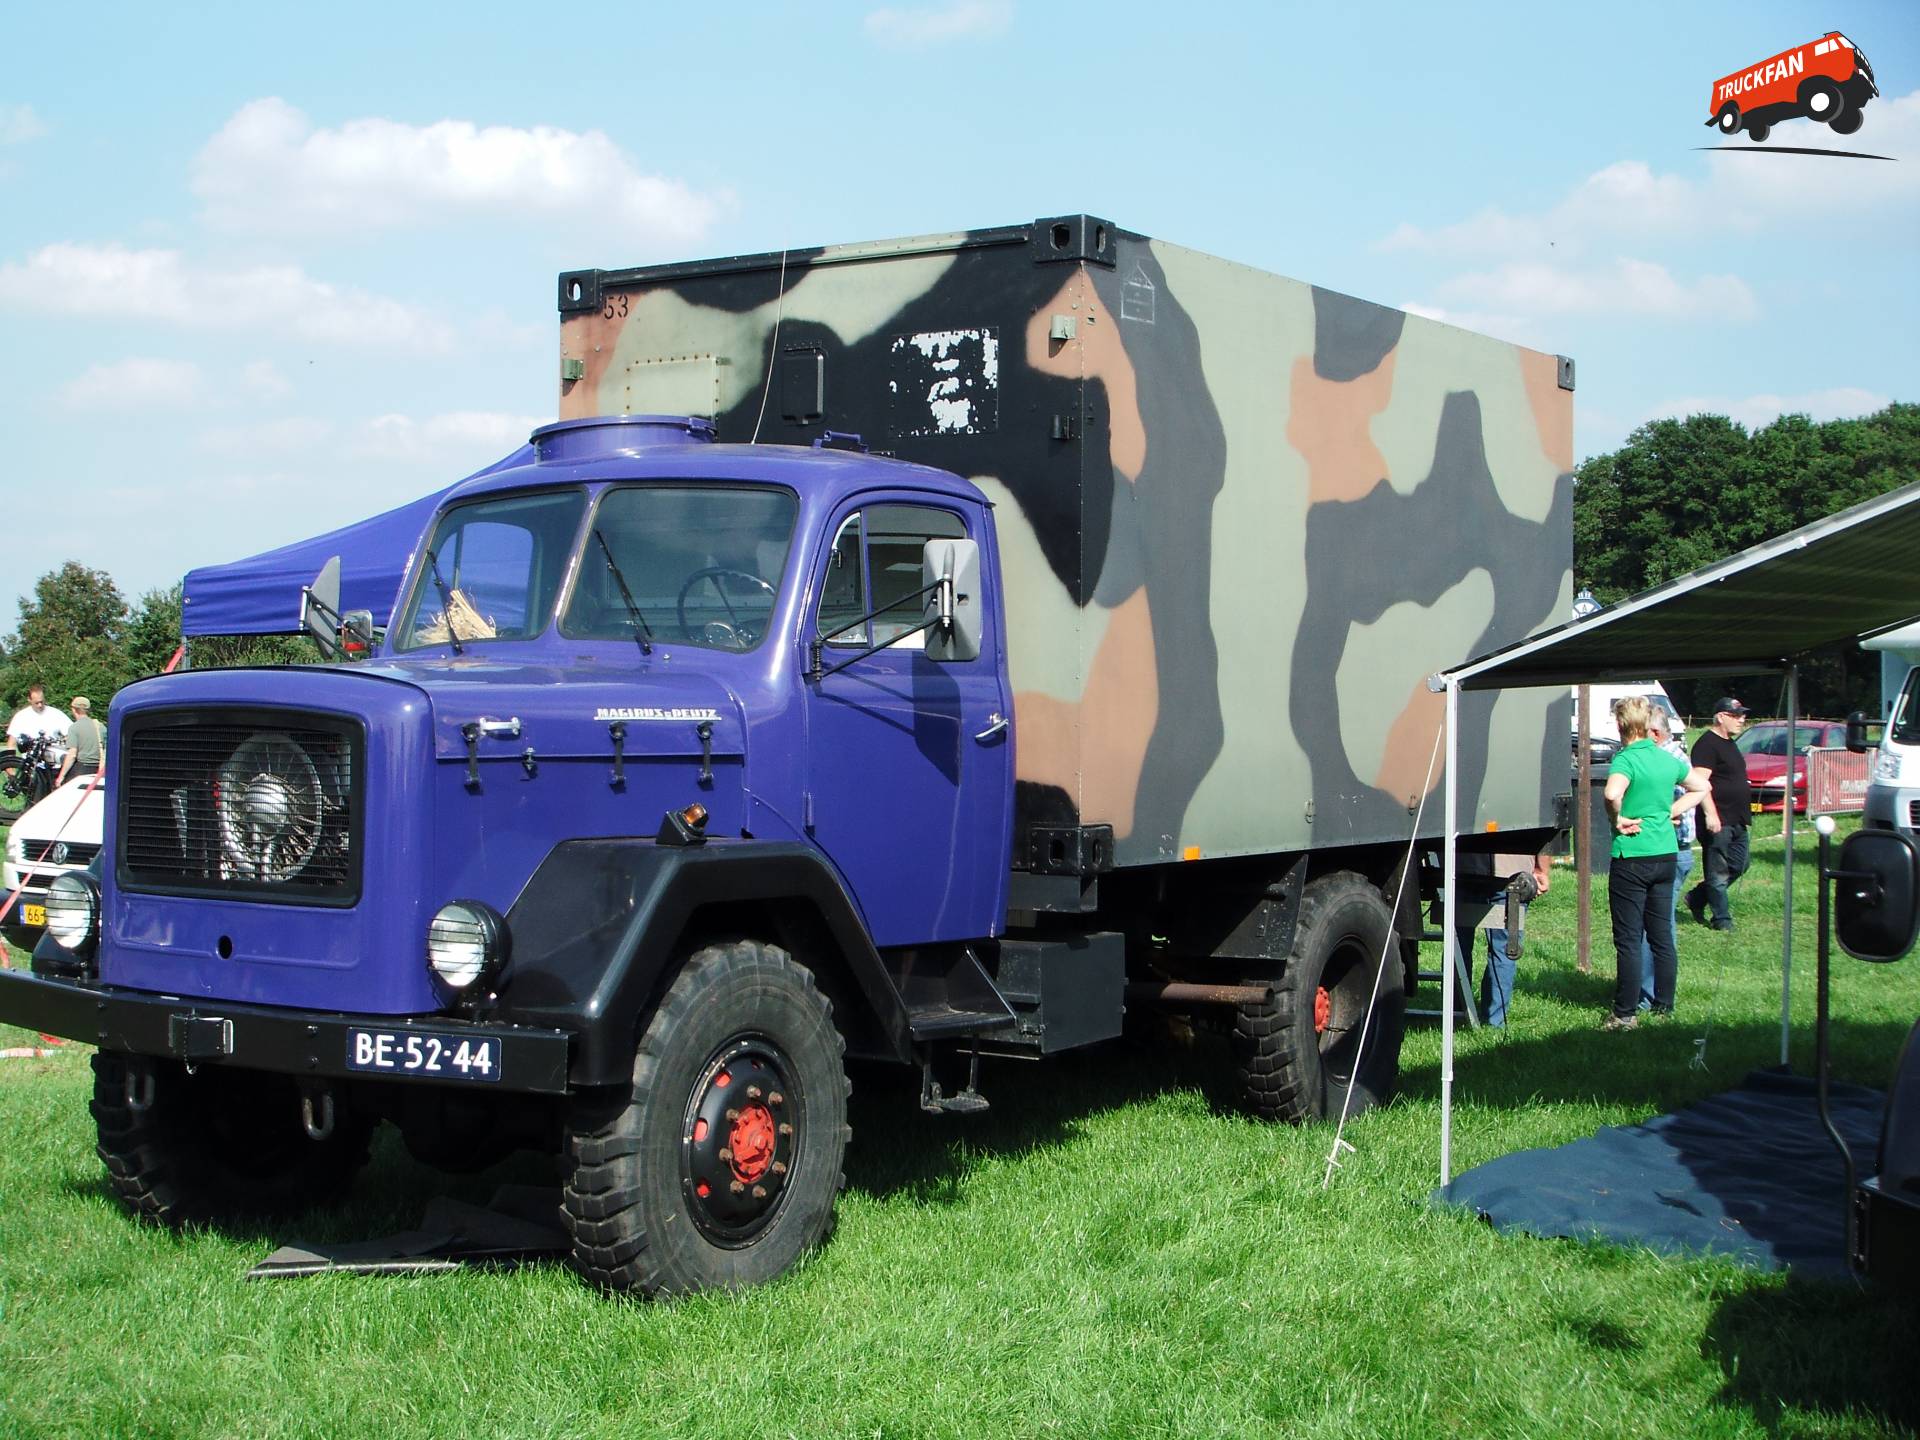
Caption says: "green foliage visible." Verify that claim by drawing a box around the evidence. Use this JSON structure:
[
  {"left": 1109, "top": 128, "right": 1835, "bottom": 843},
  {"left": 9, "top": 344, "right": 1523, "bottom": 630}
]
[
  {"left": 1574, "top": 403, "right": 1920, "bottom": 718},
  {"left": 1, "top": 562, "right": 132, "bottom": 711},
  {"left": 124, "top": 585, "right": 185, "bottom": 679},
  {"left": 187, "top": 633, "right": 326, "bottom": 669}
]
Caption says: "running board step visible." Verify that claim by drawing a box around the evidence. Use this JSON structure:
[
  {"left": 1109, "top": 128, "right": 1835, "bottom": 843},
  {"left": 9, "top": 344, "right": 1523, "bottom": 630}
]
[{"left": 907, "top": 1005, "right": 1018, "bottom": 1041}]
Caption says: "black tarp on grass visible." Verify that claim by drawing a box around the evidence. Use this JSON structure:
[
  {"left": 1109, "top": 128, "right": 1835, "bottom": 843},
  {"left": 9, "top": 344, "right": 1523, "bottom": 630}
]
[{"left": 1439, "top": 1069, "right": 1884, "bottom": 1274}]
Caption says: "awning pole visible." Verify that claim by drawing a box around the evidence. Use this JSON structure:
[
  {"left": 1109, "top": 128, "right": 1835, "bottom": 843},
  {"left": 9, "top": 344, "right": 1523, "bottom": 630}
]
[
  {"left": 1441, "top": 677, "right": 1459, "bottom": 1190},
  {"left": 1781, "top": 663, "right": 1798, "bottom": 1068}
]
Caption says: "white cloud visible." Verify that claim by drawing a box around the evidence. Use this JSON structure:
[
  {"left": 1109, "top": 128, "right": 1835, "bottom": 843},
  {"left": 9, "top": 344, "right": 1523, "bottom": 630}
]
[
  {"left": 0, "top": 103, "right": 46, "bottom": 146},
  {"left": 865, "top": 0, "right": 1011, "bottom": 47},
  {"left": 192, "top": 98, "right": 726, "bottom": 245},
  {"left": 58, "top": 358, "right": 204, "bottom": 410},
  {"left": 346, "top": 411, "right": 544, "bottom": 463},
  {"left": 1642, "top": 386, "right": 1892, "bottom": 433},
  {"left": 1382, "top": 89, "right": 1920, "bottom": 262},
  {"left": 0, "top": 242, "right": 454, "bottom": 352},
  {"left": 1432, "top": 258, "right": 1757, "bottom": 322},
  {"left": 241, "top": 359, "right": 292, "bottom": 400},
  {"left": 199, "top": 417, "right": 335, "bottom": 458}
]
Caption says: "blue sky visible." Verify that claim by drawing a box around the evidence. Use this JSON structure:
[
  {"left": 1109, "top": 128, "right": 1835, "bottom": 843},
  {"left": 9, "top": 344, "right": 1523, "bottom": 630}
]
[{"left": 1, "top": 0, "right": 1914, "bottom": 633}]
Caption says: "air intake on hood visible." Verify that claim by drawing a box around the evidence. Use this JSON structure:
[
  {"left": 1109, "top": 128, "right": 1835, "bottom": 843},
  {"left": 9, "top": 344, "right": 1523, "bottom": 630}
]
[{"left": 532, "top": 415, "right": 717, "bottom": 464}]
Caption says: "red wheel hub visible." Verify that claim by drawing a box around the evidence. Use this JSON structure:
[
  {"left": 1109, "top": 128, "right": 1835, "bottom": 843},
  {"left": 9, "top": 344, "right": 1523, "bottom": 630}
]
[
  {"left": 1314, "top": 985, "right": 1332, "bottom": 1035},
  {"left": 728, "top": 1103, "right": 776, "bottom": 1184}
]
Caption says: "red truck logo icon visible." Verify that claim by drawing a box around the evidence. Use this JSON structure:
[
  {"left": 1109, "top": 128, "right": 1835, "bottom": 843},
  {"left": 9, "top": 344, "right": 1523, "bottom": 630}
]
[{"left": 1708, "top": 31, "right": 1879, "bottom": 142}]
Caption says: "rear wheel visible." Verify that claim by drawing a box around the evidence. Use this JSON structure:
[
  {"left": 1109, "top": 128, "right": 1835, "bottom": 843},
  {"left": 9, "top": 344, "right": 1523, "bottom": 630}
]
[
  {"left": 562, "top": 938, "right": 849, "bottom": 1295},
  {"left": 90, "top": 1055, "right": 373, "bottom": 1225},
  {"left": 1747, "top": 121, "right": 1771, "bottom": 143},
  {"left": 1233, "top": 872, "right": 1405, "bottom": 1123},
  {"left": 1715, "top": 104, "right": 1741, "bottom": 135}
]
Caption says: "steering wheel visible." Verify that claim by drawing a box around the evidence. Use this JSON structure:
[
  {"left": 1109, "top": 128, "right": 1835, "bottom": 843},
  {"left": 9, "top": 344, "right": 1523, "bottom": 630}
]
[{"left": 676, "top": 567, "right": 777, "bottom": 647}]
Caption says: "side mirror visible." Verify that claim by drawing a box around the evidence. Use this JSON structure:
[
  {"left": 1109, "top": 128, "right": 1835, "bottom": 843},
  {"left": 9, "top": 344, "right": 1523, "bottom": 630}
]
[
  {"left": 299, "top": 556, "right": 346, "bottom": 660},
  {"left": 1836, "top": 829, "right": 1920, "bottom": 963},
  {"left": 1846, "top": 710, "right": 1872, "bottom": 754},
  {"left": 342, "top": 610, "right": 376, "bottom": 656},
  {"left": 923, "top": 538, "right": 981, "bottom": 663}
]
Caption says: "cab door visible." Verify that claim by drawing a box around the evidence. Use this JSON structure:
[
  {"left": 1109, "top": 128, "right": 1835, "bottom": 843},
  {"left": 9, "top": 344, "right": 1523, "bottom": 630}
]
[{"left": 802, "top": 498, "right": 1012, "bottom": 946}]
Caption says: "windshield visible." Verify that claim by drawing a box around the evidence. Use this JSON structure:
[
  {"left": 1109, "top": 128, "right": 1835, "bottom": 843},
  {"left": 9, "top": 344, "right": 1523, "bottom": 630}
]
[
  {"left": 562, "top": 485, "right": 797, "bottom": 652},
  {"left": 1894, "top": 670, "right": 1920, "bottom": 747},
  {"left": 1736, "top": 723, "right": 1836, "bottom": 757},
  {"left": 395, "top": 490, "right": 585, "bottom": 651}
]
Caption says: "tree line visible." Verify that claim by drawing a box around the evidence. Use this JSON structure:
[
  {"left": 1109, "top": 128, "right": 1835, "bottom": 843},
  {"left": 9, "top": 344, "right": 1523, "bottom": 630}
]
[{"left": 3, "top": 402, "right": 1915, "bottom": 720}]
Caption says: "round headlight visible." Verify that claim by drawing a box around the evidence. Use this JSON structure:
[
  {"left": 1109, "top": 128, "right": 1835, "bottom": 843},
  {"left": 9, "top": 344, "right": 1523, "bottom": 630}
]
[
  {"left": 45, "top": 873, "right": 100, "bottom": 952},
  {"left": 427, "top": 901, "right": 509, "bottom": 993}
]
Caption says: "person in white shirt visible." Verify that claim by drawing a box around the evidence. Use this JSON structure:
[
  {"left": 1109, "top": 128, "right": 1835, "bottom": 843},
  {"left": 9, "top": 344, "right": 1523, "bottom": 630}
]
[{"left": 7, "top": 684, "right": 69, "bottom": 751}]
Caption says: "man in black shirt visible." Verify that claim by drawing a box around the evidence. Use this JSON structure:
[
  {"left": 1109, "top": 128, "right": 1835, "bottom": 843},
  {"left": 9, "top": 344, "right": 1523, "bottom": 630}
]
[{"left": 1686, "top": 696, "right": 1751, "bottom": 931}]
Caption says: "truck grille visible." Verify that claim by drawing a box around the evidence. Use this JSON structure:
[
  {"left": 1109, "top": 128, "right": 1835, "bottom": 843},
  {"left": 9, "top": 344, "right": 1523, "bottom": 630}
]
[
  {"left": 1910, "top": 799, "right": 1920, "bottom": 829},
  {"left": 120, "top": 713, "right": 362, "bottom": 904}
]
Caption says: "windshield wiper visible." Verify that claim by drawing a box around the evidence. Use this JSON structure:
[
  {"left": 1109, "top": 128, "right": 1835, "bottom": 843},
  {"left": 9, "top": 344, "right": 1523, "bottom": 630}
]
[
  {"left": 592, "top": 529, "right": 654, "bottom": 655},
  {"left": 424, "top": 546, "right": 464, "bottom": 656}
]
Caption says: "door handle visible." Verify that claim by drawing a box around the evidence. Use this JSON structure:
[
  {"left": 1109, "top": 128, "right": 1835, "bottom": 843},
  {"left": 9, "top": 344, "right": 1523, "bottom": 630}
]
[{"left": 974, "top": 713, "right": 1008, "bottom": 742}]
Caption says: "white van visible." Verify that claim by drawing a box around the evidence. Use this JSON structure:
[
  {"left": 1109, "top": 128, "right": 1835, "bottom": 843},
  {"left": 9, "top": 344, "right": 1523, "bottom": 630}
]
[
  {"left": 1572, "top": 681, "right": 1684, "bottom": 767},
  {"left": 1865, "top": 663, "right": 1919, "bottom": 836}
]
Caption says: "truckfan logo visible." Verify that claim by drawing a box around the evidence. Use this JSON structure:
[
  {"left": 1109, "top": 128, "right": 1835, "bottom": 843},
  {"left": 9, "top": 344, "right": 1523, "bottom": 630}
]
[{"left": 1706, "top": 30, "right": 1880, "bottom": 146}]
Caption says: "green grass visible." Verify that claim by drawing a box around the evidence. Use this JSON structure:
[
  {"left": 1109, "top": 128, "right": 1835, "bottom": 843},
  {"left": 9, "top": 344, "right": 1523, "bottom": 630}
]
[{"left": 2, "top": 824, "right": 1916, "bottom": 1438}]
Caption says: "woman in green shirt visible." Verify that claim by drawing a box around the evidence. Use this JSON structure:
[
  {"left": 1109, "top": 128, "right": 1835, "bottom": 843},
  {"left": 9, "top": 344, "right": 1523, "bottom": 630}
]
[{"left": 1601, "top": 695, "right": 1710, "bottom": 1030}]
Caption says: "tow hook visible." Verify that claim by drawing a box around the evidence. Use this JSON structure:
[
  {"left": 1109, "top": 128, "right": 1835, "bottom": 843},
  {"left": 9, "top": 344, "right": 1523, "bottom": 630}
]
[
  {"left": 301, "top": 1087, "right": 336, "bottom": 1141},
  {"left": 124, "top": 1063, "right": 156, "bottom": 1115}
]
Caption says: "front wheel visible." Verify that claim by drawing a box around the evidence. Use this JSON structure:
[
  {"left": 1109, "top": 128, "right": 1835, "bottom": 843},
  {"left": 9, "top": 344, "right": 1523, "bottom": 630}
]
[
  {"left": 90, "top": 1055, "right": 374, "bottom": 1225},
  {"left": 1831, "top": 109, "right": 1864, "bottom": 136},
  {"left": 562, "top": 938, "right": 850, "bottom": 1296},
  {"left": 1232, "top": 872, "right": 1405, "bottom": 1123},
  {"left": 0, "top": 756, "right": 28, "bottom": 822}
]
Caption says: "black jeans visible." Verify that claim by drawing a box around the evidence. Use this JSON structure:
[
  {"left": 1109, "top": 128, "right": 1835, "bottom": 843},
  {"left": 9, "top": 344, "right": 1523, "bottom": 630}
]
[
  {"left": 1611, "top": 853, "right": 1677, "bottom": 1019},
  {"left": 1690, "top": 824, "right": 1751, "bottom": 926}
]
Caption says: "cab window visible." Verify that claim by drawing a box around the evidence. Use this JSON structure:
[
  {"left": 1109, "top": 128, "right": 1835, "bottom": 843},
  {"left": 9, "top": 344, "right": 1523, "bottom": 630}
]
[{"left": 815, "top": 504, "right": 967, "bottom": 651}]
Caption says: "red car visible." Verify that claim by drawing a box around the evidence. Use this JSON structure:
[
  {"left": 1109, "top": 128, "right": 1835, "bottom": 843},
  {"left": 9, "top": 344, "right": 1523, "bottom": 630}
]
[{"left": 1738, "top": 720, "right": 1851, "bottom": 814}]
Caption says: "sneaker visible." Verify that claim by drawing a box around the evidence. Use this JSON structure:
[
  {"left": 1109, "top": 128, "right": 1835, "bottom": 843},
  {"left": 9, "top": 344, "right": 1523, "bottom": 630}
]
[
  {"left": 1649, "top": 1006, "right": 1674, "bottom": 1019},
  {"left": 1602, "top": 1013, "right": 1640, "bottom": 1032},
  {"left": 1711, "top": 920, "right": 1735, "bottom": 933},
  {"left": 1685, "top": 888, "right": 1709, "bottom": 927}
]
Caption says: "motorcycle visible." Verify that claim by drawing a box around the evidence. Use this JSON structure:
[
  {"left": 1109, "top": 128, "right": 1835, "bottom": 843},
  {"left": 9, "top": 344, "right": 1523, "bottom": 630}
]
[{"left": 1, "top": 732, "right": 64, "bottom": 821}]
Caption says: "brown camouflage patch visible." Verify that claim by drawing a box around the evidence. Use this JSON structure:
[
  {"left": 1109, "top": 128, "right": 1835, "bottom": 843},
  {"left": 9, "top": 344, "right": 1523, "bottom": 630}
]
[
  {"left": 1012, "top": 589, "right": 1158, "bottom": 838},
  {"left": 1519, "top": 349, "right": 1573, "bottom": 473},
  {"left": 1287, "top": 350, "right": 1398, "bottom": 504},
  {"left": 559, "top": 311, "right": 632, "bottom": 420},
  {"left": 1372, "top": 679, "right": 1447, "bottom": 802},
  {"left": 1025, "top": 274, "right": 1145, "bottom": 482}
]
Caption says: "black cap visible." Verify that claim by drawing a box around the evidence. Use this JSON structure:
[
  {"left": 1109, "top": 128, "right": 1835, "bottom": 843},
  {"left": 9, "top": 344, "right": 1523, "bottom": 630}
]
[{"left": 1711, "top": 697, "right": 1750, "bottom": 716}]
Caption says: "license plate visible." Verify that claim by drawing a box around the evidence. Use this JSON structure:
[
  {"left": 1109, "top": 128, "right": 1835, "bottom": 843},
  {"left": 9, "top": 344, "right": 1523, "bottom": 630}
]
[
  {"left": 346, "top": 1028, "right": 500, "bottom": 1082},
  {"left": 1751, "top": 801, "right": 1765, "bottom": 813},
  {"left": 22, "top": 903, "right": 45, "bottom": 927}
]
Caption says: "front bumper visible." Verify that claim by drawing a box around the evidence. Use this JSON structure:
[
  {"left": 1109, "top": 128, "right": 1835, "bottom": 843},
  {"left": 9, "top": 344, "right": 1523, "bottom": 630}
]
[{"left": 0, "top": 968, "right": 575, "bottom": 1095}]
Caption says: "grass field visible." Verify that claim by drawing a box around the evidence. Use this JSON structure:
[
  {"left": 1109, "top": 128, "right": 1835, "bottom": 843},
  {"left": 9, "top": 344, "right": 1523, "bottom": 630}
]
[{"left": 2, "top": 821, "right": 1916, "bottom": 1438}]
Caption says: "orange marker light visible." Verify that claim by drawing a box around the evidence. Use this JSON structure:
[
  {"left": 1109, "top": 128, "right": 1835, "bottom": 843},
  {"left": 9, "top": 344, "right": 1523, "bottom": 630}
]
[{"left": 1183, "top": 845, "right": 1202, "bottom": 862}]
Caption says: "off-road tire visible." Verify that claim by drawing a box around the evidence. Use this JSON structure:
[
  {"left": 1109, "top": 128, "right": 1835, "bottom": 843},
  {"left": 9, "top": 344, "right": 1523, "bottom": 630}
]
[
  {"left": 562, "top": 938, "right": 850, "bottom": 1296},
  {"left": 1831, "top": 109, "right": 1864, "bottom": 136},
  {"left": 90, "top": 1054, "right": 374, "bottom": 1225},
  {"left": 1232, "top": 872, "right": 1405, "bottom": 1123}
]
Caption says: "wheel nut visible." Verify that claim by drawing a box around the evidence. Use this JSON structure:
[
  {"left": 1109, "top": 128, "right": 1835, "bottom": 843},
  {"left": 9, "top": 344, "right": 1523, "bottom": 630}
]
[
  {"left": 730, "top": 1180, "right": 745, "bottom": 1195},
  {"left": 752, "top": 1185, "right": 767, "bottom": 1200},
  {"left": 777, "top": 1122, "right": 793, "bottom": 1137},
  {"left": 769, "top": 1091, "right": 785, "bottom": 1107},
  {"left": 725, "top": 1107, "right": 740, "bottom": 1121},
  {"left": 717, "top": 1147, "right": 733, "bottom": 1162},
  {"left": 746, "top": 1085, "right": 764, "bottom": 1099},
  {"left": 772, "top": 1161, "right": 788, "bottom": 1176}
]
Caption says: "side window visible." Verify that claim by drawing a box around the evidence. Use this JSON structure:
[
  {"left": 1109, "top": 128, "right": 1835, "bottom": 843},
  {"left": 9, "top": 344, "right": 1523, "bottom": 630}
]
[
  {"left": 817, "top": 515, "right": 868, "bottom": 647},
  {"left": 865, "top": 504, "right": 966, "bottom": 646}
]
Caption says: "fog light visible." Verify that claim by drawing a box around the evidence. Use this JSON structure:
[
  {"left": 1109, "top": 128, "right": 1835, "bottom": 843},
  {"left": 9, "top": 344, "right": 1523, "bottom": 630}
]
[
  {"left": 427, "top": 900, "right": 509, "bottom": 993},
  {"left": 45, "top": 873, "right": 100, "bottom": 952}
]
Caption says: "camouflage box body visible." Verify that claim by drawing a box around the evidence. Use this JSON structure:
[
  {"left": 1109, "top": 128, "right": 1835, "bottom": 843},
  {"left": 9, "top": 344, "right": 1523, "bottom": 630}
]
[{"left": 557, "top": 217, "right": 1573, "bottom": 870}]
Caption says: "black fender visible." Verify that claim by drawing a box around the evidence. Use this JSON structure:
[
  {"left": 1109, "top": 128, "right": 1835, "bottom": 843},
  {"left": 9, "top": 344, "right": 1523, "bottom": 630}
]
[{"left": 495, "top": 837, "right": 910, "bottom": 1087}]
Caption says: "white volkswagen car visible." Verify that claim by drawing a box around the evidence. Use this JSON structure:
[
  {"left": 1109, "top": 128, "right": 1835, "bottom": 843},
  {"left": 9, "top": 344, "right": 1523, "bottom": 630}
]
[{"left": 3, "top": 773, "right": 106, "bottom": 950}]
